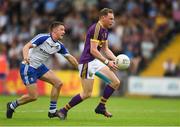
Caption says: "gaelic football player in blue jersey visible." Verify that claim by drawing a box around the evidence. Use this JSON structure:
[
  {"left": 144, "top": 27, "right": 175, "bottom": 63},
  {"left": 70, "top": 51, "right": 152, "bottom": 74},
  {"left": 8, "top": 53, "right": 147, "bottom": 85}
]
[{"left": 6, "top": 21, "right": 78, "bottom": 119}]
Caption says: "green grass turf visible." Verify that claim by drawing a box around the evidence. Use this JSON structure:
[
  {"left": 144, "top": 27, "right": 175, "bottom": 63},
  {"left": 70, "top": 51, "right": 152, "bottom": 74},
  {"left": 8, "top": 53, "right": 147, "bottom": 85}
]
[{"left": 0, "top": 95, "right": 180, "bottom": 126}]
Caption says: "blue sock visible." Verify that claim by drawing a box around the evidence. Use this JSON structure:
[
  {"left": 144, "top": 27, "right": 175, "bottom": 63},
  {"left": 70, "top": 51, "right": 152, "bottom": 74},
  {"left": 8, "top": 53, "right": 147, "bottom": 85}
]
[
  {"left": 49, "top": 101, "right": 57, "bottom": 113},
  {"left": 10, "top": 100, "right": 19, "bottom": 110}
]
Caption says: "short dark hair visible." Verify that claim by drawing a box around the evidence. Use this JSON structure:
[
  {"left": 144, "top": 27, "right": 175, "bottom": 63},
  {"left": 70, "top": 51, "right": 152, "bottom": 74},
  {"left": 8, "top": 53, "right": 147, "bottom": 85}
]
[
  {"left": 99, "top": 8, "right": 113, "bottom": 18},
  {"left": 49, "top": 21, "right": 64, "bottom": 31}
]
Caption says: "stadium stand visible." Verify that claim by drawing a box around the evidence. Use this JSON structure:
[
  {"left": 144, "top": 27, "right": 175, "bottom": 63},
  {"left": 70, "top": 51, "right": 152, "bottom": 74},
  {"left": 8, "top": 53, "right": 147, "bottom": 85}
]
[{"left": 0, "top": 0, "right": 179, "bottom": 75}]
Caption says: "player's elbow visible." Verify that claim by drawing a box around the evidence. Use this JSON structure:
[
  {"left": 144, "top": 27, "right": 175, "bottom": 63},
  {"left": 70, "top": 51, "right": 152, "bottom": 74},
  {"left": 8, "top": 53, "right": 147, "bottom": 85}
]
[
  {"left": 23, "top": 44, "right": 29, "bottom": 52},
  {"left": 22, "top": 45, "right": 27, "bottom": 52},
  {"left": 23, "top": 42, "right": 33, "bottom": 51}
]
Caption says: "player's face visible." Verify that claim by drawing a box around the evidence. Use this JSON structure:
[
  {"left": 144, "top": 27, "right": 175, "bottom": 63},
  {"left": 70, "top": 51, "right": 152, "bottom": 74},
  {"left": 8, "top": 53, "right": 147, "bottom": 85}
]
[
  {"left": 103, "top": 13, "right": 114, "bottom": 28},
  {"left": 54, "top": 25, "right": 65, "bottom": 40}
]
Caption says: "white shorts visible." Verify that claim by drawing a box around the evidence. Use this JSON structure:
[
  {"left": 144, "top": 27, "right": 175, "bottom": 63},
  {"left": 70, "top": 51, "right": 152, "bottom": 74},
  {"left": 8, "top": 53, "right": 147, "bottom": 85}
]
[{"left": 78, "top": 59, "right": 106, "bottom": 79}]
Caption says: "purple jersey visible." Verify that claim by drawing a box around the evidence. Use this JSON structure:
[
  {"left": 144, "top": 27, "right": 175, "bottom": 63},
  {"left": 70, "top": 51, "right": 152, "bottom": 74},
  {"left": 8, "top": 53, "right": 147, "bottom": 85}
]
[{"left": 79, "top": 22, "right": 108, "bottom": 64}]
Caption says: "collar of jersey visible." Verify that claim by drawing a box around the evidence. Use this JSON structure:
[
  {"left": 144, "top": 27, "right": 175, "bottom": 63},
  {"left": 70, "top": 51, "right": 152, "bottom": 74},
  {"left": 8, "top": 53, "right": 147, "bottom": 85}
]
[
  {"left": 50, "top": 33, "right": 58, "bottom": 43},
  {"left": 47, "top": 36, "right": 60, "bottom": 47},
  {"left": 98, "top": 21, "right": 108, "bottom": 31}
]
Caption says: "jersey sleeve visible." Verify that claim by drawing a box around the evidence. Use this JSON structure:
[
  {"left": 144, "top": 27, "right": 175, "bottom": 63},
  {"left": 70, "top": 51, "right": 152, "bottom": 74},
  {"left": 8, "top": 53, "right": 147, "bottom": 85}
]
[
  {"left": 90, "top": 23, "right": 101, "bottom": 43},
  {"left": 58, "top": 44, "right": 70, "bottom": 56},
  {"left": 30, "top": 34, "right": 49, "bottom": 47}
]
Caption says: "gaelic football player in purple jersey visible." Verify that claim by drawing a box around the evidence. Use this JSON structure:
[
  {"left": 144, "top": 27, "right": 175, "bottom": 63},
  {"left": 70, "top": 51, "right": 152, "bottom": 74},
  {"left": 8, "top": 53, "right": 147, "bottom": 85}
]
[{"left": 58, "top": 8, "right": 120, "bottom": 119}]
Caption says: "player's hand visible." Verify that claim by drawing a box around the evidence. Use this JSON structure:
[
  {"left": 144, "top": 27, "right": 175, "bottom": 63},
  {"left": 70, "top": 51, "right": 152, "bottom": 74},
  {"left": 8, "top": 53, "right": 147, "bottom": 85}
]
[{"left": 107, "top": 60, "right": 118, "bottom": 71}]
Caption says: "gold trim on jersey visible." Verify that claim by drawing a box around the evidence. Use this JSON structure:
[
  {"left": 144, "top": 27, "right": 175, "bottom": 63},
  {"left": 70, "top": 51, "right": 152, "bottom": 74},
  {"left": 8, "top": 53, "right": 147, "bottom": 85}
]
[
  {"left": 98, "top": 21, "right": 105, "bottom": 28},
  {"left": 90, "top": 39, "right": 100, "bottom": 43},
  {"left": 90, "top": 39, "right": 107, "bottom": 47},
  {"left": 90, "top": 39, "right": 107, "bottom": 43},
  {"left": 101, "top": 40, "right": 108, "bottom": 43},
  {"left": 93, "top": 23, "right": 101, "bottom": 40}
]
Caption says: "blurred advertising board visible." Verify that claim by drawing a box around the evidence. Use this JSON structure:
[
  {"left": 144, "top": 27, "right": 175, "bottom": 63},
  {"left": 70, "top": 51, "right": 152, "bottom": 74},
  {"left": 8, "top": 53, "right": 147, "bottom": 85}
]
[
  {"left": 128, "top": 76, "right": 180, "bottom": 96},
  {"left": 0, "top": 69, "right": 100, "bottom": 96}
]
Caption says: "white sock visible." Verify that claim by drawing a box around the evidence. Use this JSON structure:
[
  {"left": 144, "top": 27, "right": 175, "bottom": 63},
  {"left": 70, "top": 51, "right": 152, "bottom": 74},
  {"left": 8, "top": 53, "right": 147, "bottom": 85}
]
[
  {"left": 49, "top": 101, "right": 57, "bottom": 113},
  {"left": 10, "top": 104, "right": 15, "bottom": 110},
  {"left": 49, "top": 109, "right": 57, "bottom": 113}
]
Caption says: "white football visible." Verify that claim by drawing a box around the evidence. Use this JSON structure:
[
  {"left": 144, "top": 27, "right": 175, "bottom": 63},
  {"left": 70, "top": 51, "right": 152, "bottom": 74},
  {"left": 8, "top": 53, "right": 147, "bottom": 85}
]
[{"left": 115, "top": 54, "right": 130, "bottom": 70}]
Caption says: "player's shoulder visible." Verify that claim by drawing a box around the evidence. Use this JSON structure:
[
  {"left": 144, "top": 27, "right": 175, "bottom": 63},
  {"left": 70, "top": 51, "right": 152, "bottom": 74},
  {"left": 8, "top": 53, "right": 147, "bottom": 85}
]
[
  {"left": 88, "top": 22, "right": 104, "bottom": 32},
  {"left": 57, "top": 41, "right": 69, "bottom": 54},
  {"left": 31, "top": 33, "right": 50, "bottom": 44},
  {"left": 88, "top": 23, "right": 97, "bottom": 31},
  {"left": 58, "top": 41, "right": 65, "bottom": 47},
  {"left": 87, "top": 23, "right": 99, "bottom": 35},
  {"left": 32, "top": 33, "right": 50, "bottom": 41},
  {"left": 35, "top": 33, "right": 50, "bottom": 38}
]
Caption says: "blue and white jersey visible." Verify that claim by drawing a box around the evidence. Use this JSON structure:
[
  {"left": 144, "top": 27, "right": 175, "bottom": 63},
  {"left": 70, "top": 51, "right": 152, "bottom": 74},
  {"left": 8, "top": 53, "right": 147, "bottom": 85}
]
[{"left": 28, "top": 33, "right": 69, "bottom": 68}]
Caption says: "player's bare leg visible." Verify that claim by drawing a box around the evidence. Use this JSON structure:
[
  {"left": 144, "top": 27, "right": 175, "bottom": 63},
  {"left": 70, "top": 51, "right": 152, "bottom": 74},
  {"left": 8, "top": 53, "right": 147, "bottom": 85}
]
[
  {"left": 6, "top": 84, "right": 38, "bottom": 118},
  {"left": 95, "top": 66, "right": 120, "bottom": 117},
  {"left": 58, "top": 79, "right": 94, "bottom": 120},
  {"left": 40, "top": 70, "right": 62, "bottom": 118}
]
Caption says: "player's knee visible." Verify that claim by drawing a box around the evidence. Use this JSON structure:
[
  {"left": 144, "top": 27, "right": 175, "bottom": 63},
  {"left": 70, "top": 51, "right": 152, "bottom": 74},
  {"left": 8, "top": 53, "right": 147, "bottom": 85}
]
[
  {"left": 112, "top": 79, "right": 120, "bottom": 89},
  {"left": 56, "top": 82, "right": 63, "bottom": 89},
  {"left": 116, "top": 80, "right": 120, "bottom": 89},
  {"left": 53, "top": 79, "right": 63, "bottom": 89},
  {"left": 116, "top": 79, "right": 120, "bottom": 86}
]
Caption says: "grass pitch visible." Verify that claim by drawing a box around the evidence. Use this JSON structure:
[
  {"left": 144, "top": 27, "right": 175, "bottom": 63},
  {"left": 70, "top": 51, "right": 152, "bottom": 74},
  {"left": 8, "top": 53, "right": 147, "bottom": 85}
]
[{"left": 0, "top": 95, "right": 180, "bottom": 126}]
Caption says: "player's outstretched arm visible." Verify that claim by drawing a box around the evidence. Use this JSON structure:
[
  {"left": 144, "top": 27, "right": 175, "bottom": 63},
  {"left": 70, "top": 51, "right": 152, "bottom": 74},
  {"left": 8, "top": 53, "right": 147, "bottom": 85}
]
[
  {"left": 65, "top": 54, "right": 78, "bottom": 69},
  {"left": 22, "top": 42, "right": 34, "bottom": 64}
]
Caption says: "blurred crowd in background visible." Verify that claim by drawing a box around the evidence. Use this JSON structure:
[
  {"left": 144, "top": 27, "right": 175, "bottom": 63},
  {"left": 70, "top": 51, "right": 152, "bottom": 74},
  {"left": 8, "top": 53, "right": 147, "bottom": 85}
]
[{"left": 0, "top": 0, "right": 180, "bottom": 76}]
